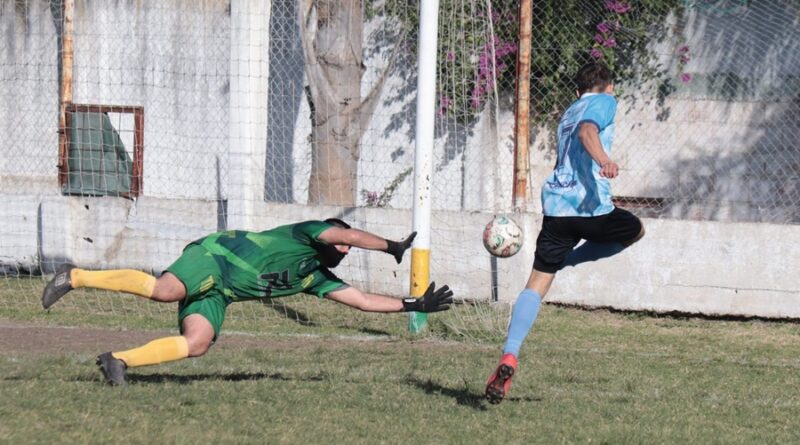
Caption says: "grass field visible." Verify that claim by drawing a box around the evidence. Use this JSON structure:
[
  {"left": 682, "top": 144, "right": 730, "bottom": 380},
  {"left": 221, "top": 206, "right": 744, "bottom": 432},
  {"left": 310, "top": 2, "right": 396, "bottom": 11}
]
[{"left": 2, "top": 278, "right": 800, "bottom": 444}]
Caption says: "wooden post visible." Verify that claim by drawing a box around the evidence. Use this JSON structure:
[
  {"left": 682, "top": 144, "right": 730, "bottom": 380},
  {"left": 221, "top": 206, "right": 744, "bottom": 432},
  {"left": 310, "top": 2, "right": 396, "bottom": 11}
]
[
  {"left": 512, "top": 0, "right": 532, "bottom": 209},
  {"left": 57, "top": 0, "right": 74, "bottom": 188}
]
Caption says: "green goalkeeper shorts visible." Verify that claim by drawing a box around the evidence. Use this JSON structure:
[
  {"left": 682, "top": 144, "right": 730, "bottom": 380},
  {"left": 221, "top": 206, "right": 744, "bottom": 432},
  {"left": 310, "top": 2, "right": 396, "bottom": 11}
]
[{"left": 166, "top": 244, "right": 229, "bottom": 340}]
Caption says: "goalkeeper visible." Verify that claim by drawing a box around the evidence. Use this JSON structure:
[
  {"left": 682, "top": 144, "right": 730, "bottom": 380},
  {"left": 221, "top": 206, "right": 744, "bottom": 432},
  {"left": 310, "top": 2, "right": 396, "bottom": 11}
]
[{"left": 41, "top": 218, "right": 453, "bottom": 386}]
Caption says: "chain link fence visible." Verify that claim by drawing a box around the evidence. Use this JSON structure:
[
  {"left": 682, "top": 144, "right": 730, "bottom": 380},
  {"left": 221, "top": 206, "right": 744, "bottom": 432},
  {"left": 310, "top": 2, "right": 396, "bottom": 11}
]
[
  {"left": 263, "top": 0, "right": 800, "bottom": 223},
  {"left": 1, "top": 0, "right": 798, "bottom": 331}
]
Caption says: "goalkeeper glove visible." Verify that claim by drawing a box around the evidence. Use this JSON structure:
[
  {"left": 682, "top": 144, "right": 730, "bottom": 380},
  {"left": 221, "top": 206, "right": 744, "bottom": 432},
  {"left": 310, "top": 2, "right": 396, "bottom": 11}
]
[
  {"left": 383, "top": 232, "right": 417, "bottom": 264},
  {"left": 402, "top": 282, "right": 453, "bottom": 313}
]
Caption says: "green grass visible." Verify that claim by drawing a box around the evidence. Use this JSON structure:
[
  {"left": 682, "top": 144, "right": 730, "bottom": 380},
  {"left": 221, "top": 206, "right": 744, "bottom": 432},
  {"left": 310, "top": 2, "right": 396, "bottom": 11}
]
[{"left": 3, "top": 278, "right": 800, "bottom": 443}]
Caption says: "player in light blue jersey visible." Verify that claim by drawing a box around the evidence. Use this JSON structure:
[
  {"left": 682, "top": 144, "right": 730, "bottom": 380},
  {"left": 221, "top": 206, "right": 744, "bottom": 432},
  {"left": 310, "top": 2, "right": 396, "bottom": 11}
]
[
  {"left": 542, "top": 87, "right": 618, "bottom": 216},
  {"left": 485, "top": 62, "right": 646, "bottom": 404}
]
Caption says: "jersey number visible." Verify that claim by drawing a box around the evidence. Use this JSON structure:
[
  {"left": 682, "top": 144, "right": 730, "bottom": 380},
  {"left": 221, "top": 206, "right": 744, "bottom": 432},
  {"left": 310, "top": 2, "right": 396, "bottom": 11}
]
[{"left": 259, "top": 270, "right": 291, "bottom": 297}]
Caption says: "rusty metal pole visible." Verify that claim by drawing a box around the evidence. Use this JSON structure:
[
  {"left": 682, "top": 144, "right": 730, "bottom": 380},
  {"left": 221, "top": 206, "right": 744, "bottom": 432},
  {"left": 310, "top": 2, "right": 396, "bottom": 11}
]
[
  {"left": 57, "top": 0, "right": 74, "bottom": 187},
  {"left": 512, "top": 0, "right": 532, "bottom": 209}
]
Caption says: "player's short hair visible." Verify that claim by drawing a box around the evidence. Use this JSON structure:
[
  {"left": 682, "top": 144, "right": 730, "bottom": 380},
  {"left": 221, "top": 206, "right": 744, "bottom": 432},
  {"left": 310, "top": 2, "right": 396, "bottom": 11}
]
[
  {"left": 324, "top": 218, "right": 351, "bottom": 229},
  {"left": 575, "top": 62, "right": 613, "bottom": 95}
]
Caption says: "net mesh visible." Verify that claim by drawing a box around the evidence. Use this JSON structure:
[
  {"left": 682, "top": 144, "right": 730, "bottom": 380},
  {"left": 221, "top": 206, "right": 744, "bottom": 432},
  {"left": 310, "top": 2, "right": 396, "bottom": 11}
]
[{"left": 1, "top": 0, "right": 798, "bottom": 340}]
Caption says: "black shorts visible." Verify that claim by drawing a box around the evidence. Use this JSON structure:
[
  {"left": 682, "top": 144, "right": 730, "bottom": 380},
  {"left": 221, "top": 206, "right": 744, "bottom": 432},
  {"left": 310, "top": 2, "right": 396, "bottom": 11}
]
[{"left": 533, "top": 207, "right": 642, "bottom": 274}]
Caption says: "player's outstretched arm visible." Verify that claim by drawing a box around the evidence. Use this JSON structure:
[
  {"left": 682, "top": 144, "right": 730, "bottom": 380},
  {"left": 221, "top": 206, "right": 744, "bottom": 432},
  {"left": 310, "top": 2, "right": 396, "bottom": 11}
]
[
  {"left": 318, "top": 226, "right": 416, "bottom": 264},
  {"left": 325, "top": 282, "right": 453, "bottom": 313}
]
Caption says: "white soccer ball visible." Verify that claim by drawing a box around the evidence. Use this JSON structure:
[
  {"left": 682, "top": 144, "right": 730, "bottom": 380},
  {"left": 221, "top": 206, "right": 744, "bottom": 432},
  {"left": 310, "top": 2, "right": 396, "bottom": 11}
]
[{"left": 482, "top": 215, "right": 523, "bottom": 258}]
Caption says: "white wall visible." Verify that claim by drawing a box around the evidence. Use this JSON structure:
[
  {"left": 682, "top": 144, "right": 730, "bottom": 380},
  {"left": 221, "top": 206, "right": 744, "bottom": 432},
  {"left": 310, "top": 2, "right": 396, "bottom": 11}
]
[{"left": 4, "top": 195, "right": 799, "bottom": 319}]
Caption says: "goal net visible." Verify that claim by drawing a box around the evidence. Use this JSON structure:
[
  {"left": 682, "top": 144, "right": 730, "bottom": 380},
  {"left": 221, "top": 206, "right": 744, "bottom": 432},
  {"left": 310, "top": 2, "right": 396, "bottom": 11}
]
[{"left": 2, "top": 0, "right": 799, "bottom": 340}]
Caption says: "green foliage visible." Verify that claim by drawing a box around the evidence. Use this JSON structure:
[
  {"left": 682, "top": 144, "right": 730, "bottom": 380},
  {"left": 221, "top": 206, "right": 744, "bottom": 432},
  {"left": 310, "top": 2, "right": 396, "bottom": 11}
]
[{"left": 372, "top": 0, "right": 684, "bottom": 126}]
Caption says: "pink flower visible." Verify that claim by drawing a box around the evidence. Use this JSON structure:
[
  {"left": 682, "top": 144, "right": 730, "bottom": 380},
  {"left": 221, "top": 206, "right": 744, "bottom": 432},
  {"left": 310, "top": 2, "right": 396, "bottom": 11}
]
[
  {"left": 590, "top": 48, "right": 604, "bottom": 59},
  {"left": 597, "top": 22, "right": 611, "bottom": 34},
  {"left": 446, "top": 51, "right": 456, "bottom": 62},
  {"left": 603, "top": 38, "right": 617, "bottom": 48},
  {"left": 605, "top": 1, "right": 631, "bottom": 14},
  {"left": 594, "top": 34, "right": 604, "bottom": 44},
  {"left": 438, "top": 95, "right": 452, "bottom": 115},
  {"left": 680, "top": 73, "right": 693, "bottom": 83},
  {"left": 678, "top": 45, "right": 690, "bottom": 54},
  {"left": 680, "top": 54, "right": 690, "bottom": 63}
]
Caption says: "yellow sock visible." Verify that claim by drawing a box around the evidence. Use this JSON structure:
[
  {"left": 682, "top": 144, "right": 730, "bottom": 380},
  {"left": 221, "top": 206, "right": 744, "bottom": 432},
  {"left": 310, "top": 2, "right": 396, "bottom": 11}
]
[
  {"left": 71, "top": 269, "right": 156, "bottom": 298},
  {"left": 112, "top": 336, "right": 189, "bottom": 368}
]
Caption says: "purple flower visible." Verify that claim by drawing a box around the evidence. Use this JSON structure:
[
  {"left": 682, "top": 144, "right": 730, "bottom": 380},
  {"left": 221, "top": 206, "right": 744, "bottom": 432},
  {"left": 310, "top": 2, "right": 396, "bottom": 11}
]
[
  {"left": 680, "top": 73, "right": 693, "bottom": 83},
  {"left": 680, "top": 54, "right": 690, "bottom": 63},
  {"left": 605, "top": 1, "right": 631, "bottom": 14},
  {"left": 446, "top": 51, "right": 456, "bottom": 62},
  {"left": 678, "top": 45, "right": 690, "bottom": 54},
  {"left": 470, "top": 95, "right": 482, "bottom": 109},
  {"left": 438, "top": 95, "right": 452, "bottom": 116},
  {"left": 365, "top": 191, "right": 379, "bottom": 206},
  {"left": 603, "top": 38, "right": 617, "bottom": 48},
  {"left": 594, "top": 34, "right": 604, "bottom": 44},
  {"left": 597, "top": 22, "right": 611, "bottom": 34},
  {"left": 590, "top": 48, "right": 604, "bottom": 59}
]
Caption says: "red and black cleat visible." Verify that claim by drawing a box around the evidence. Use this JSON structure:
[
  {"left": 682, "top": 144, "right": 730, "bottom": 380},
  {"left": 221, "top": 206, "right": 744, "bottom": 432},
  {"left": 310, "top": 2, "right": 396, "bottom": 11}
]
[{"left": 485, "top": 353, "right": 518, "bottom": 404}]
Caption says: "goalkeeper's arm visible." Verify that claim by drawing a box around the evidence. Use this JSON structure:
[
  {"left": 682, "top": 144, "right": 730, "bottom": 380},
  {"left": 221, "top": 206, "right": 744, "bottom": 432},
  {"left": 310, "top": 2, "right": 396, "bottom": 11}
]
[
  {"left": 318, "top": 226, "right": 416, "bottom": 264},
  {"left": 325, "top": 282, "right": 453, "bottom": 313}
]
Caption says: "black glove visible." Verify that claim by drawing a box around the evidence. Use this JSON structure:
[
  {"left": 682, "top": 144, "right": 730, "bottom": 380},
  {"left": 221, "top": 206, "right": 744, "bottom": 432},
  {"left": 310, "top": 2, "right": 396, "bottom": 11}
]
[
  {"left": 383, "top": 232, "right": 417, "bottom": 264},
  {"left": 402, "top": 282, "right": 453, "bottom": 313}
]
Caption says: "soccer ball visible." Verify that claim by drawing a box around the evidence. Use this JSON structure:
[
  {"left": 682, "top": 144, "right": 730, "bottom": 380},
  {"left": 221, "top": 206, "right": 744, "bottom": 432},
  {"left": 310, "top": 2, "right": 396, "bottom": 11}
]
[{"left": 482, "top": 215, "right": 523, "bottom": 258}]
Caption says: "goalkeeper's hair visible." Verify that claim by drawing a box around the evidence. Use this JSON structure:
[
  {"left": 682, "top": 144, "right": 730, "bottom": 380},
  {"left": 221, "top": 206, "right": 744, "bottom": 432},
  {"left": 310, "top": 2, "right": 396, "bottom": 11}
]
[
  {"left": 324, "top": 218, "right": 351, "bottom": 229},
  {"left": 575, "top": 62, "right": 613, "bottom": 95}
]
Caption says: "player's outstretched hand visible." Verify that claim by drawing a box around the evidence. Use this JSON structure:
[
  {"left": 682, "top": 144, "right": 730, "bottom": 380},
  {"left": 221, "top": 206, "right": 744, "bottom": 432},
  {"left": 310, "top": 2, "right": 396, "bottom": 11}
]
[
  {"left": 383, "top": 231, "right": 417, "bottom": 264},
  {"left": 402, "top": 282, "right": 454, "bottom": 313}
]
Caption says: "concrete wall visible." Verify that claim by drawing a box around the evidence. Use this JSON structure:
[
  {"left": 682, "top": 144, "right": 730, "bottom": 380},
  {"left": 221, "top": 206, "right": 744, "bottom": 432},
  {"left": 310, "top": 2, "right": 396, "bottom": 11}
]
[
  {"left": 552, "top": 217, "right": 800, "bottom": 318},
  {"left": 4, "top": 194, "right": 799, "bottom": 319}
]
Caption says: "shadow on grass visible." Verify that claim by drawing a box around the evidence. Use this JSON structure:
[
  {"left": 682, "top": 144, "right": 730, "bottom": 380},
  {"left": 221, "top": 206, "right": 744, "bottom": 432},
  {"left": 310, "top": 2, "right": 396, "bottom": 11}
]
[
  {"left": 406, "top": 377, "right": 542, "bottom": 410},
  {"left": 406, "top": 377, "right": 488, "bottom": 411},
  {"left": 355, "top": 327, "right": 393, "bottom": 337},
  {"left": 74, "top": 371, "right": 330, "bottom": 385},
  {"left": 260, "top": 300, "right": 316, "bottom": 326}
]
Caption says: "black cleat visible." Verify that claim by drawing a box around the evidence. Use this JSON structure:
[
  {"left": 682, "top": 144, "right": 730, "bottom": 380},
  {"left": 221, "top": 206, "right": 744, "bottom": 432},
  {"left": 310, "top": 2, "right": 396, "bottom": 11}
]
[
  {"left": 96, "top": 352, "right": 128, "bottom": 386},
  {"left": 41, "top": 263, "right": 77, "bottom": 309}
]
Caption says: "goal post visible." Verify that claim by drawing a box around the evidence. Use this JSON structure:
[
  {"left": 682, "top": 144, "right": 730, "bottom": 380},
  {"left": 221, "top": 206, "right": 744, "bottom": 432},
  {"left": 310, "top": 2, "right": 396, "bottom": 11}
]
[{"left": 408, "top": 0, "right": 440, "bottom": 334}]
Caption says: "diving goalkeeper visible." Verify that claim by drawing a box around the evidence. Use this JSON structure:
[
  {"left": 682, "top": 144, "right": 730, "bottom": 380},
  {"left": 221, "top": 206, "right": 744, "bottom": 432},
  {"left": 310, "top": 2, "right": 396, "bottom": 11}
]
[{"left": 41, "top": 219, "right": 453, "bottom": 386}]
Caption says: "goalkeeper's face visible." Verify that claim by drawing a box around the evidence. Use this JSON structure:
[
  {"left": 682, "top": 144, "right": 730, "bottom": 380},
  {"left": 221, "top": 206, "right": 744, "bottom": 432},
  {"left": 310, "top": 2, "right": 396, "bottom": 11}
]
[{"left": 318, "top": 244, "right": 350, "bottom": 268}]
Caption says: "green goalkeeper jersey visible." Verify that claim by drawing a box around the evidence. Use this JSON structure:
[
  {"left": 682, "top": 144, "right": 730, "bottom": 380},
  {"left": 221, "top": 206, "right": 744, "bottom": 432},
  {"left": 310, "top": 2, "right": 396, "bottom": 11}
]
[{"left": 188, "top": 220, "right": 347, "bottom": 301}]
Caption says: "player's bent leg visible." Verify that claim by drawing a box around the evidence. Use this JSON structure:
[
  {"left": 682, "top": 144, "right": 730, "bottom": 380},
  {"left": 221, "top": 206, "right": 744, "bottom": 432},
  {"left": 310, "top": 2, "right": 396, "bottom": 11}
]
[
  {"left": 181, "top": 314, "right": 216, "bottom": 357},
  {"left": 103, "top": 334, "right": 189, "bottom": 380},
  {"left": 622, "top": 223, "right": 645, "bottom": 247},
  {"left": 72, "top": 268, "right": 157, "bottom": 298},
  {"left": 560, "top": 242, "right": 626, "bottom": 268},
  {"left": 486, "top": 270, "right": 553, "bottom": 404},
  {"left": 150, "top": 272, "right": 187, "bottom": 303},
  {"left": 525, "top": 269, "right": 556, "bottom": 297},
  {"left": 98, "top": 335, "right": 191, "bottom": 386}
]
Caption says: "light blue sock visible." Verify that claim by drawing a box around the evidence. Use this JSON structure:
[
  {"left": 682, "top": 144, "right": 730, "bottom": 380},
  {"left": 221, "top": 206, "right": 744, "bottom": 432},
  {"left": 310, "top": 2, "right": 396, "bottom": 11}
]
[
  {"left": 561, "top": 241, "right": 625, "bottom": 268},
  {"left": 502, "top": 289, "right": 542, "bottom": 356}
]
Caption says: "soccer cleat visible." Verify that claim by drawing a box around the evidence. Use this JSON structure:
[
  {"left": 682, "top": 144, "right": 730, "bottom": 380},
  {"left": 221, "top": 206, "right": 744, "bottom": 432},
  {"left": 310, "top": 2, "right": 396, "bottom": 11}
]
[
  {"left": 485, "top": 353, "right": 518, "bottom": 404},
  {"left": 41, "top": 263, "right": 77, "bottom": 309},
  {"left": 96, "top": 352, "right": 128, "bottom": 386}
]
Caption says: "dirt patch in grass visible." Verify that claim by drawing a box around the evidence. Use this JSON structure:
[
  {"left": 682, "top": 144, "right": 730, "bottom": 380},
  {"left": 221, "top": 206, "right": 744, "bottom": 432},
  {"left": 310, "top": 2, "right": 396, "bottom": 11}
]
[{"left": 0, "top": 319, "right": 473, "bottom": 356}]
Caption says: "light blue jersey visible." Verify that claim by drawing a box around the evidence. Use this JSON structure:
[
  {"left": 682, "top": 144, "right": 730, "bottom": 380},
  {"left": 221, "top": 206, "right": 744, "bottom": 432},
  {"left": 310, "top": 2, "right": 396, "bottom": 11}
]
[{"left": 541, "top": 93, "right": 617, "bottom": 217}]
